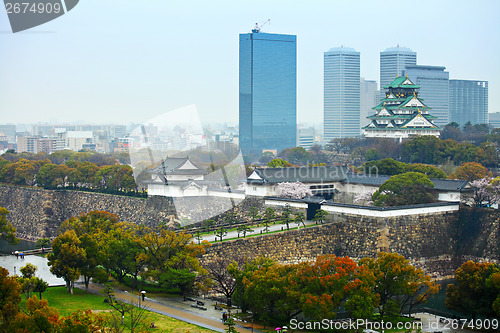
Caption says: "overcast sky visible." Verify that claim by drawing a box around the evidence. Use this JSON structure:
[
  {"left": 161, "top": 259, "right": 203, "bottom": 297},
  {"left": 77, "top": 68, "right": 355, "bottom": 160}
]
[{"left": 1, "top": 0, "right": 499, "bottom": 127}]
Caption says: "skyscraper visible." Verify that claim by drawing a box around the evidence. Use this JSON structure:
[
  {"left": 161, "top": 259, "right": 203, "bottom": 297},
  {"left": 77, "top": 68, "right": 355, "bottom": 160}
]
[
  {"left": 404, "top": 65, "right": 450, "bottom": 126},
  {"left": 449, "top": 80, "right": 488, "bottom": 127},
  {"left": 324, "top": 47, "right": 360, "bottom": 140},
  {"left": 239, "top": 30, "right": 297, "bottom": 157},
  {"left": 360, "top": 78, "right": 379, "bottom": 128},
  {"left": 380, "top": 46, "right": 416, "bottom": 98}
]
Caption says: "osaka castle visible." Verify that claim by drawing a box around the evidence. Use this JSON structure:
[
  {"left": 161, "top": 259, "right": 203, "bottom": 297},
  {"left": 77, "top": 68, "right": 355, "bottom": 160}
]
[{"left": 363, "top": 75, "right": 441, "bottom": 140}]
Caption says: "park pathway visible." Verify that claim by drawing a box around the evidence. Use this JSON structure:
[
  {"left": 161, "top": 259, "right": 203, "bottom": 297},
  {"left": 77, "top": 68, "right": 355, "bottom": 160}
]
[{"left": 78, "top": 283, "right": 266, "bottom": 333}]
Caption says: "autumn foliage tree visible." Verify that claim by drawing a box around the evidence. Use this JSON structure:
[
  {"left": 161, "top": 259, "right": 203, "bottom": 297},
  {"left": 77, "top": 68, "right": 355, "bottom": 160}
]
[
  {"left": 448, "top": 162, "right": 491, "bottom": 181},
  {"left": 446, "top": 260, "right": 500, "bottom": 317},
  {"left": 360, "top": 252, "right": 440, "bottom": 317}
]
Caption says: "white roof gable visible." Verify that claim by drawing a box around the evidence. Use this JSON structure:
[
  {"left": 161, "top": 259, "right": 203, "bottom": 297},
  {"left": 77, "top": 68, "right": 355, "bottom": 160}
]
[
  {"left": 178, "top": 159, "right": 199, "bottom": 170},
  {"left": 248, "top": 171, "right": 263, "bottom": 180},
  {"left": 378, "top": 108, "right": 391, "bottom": 117},
  {"left": 402, "top": 96, "right": 425, "bottom": 108},
  {"left": 403, "top": 113, "right": 436, "bottom": 128},
  {"left": 402, "top": 78, "right": 414, "bottom": 85}
]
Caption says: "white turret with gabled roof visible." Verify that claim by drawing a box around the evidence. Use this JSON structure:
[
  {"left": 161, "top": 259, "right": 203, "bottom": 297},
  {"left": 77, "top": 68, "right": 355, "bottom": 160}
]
[{"left": 362, "top": 75, "right": 441, "bottom": 141}]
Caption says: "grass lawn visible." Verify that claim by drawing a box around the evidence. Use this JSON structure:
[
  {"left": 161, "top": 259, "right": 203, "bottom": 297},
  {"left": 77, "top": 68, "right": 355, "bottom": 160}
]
[{"left": 21, "top": 286, "right": 216, "bottom": 332}]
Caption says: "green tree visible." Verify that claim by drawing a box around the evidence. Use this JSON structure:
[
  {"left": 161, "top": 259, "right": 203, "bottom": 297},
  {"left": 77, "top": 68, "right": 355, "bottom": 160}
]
[
  {"left": 293, "top": 211, "right": 305, "bottom": 228},
  {"left": 33, "top": 278, "right": 49, "bottom": 300},
  {"left": 312, "top": 209, "right": 328, "bottom": 224},
  {"left": 362, "top": 158, "right": 406, "bottom": 176},
  {"left": 263, "top": 207, "right": 275, "bottom": 233},
  {"left": 267, "top": 159, "right": 293, "bottom": 168},
  {"left": 365, "top": 148, "right": 381, "bottom": 161},
  {"left": 0, "top": 207, "right": 19, "bottom": 245},
  {"left": 236, "top": 224, "right": 254, "bottom": 238},
  {"left": 215, "top": 226, "right": 228, "bottom": 242},
  {"left": 280, "top": 204, "right": 293, "bottom": 230},
  {"left": 372, "top": 172, "right": 436, "bottom": 206},
  {"left": 405, "top": 163, "right": 447, "bottom": 179},
  {"left": 139, "top": 228, "right": 210, "bottom": 300},
  {"left": 47, "top": 229, "right": 85, "bottom": 294},
  {"left": 247, "top": 206, "right": 260, "bottom": 223}
]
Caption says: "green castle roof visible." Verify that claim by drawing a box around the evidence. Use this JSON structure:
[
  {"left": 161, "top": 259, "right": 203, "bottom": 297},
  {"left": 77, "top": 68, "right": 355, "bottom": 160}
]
[{"left": 383, "top": 76, "right": 420, "bottom": 89}]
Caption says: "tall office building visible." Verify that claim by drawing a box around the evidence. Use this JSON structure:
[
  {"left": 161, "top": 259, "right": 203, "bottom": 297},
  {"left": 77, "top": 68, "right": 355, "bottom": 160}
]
[
  {"left": 324, "top": 47, "right": 360, "bottom": 140},
  {"left": 449, "top": 80, "right": 488, "bottom": 127},
  {"left": 380, "top": 46, "right": 416, "bottom": 100},
  {"left": 239, "top": 29, "right": 297, "bottom": 157},
  {"left": 360, "top": 78, "right": 379, "bottom": 129},
  {"left": 404, "top": 65, "right": 450, "bottom": 126}
]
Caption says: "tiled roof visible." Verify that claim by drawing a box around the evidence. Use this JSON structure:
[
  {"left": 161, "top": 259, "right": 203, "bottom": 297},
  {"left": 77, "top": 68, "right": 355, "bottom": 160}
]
[
  {"left": 149, "top": 157, "right": 207, "bottom": 175},
  {"left": 249, "top": 166, "right": 351, "bottom": 184}
]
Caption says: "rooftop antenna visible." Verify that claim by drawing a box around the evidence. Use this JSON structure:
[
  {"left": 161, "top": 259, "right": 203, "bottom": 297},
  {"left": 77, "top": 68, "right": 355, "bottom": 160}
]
[{"left": 252, "top": 19, "right": 270, "bottom": 33}]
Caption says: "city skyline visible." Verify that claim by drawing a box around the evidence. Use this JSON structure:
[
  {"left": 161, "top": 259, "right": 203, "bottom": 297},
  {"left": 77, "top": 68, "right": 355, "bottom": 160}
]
[{"left": 1, "top": 0, "right": 499, "bottom": 126}]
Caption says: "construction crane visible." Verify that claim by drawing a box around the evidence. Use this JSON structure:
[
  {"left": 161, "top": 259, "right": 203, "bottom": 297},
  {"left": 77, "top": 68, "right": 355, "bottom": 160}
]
[{"left": 252, "top": 19, "right": 270, "bottom": 33}]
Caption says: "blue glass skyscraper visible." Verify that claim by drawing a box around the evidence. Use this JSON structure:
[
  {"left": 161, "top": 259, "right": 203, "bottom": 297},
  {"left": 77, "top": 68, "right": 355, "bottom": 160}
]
[{"left": 239, "top": 31, "right": 297, "bottom": 157}]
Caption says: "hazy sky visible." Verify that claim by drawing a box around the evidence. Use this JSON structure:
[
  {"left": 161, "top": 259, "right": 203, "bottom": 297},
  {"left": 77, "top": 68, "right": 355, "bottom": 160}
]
[{"left": 1, "top": 0, "right": 499, "bottom": 127}]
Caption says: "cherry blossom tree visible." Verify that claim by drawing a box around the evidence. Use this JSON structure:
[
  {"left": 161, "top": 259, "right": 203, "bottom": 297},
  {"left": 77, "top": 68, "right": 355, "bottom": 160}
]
[
  {"left": 353, "top": 189, "right": 377, "bottom": 206},
  {"left": 277, "top": 181, "right": 313, "bottom": 199},
  {"left": 466, "top": 177, "right": 500, "bottom": 207}
]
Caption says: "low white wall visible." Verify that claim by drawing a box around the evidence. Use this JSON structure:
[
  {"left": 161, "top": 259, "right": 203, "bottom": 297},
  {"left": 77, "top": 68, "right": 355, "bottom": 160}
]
[{"left": 321, "top": 202, "right": 459, "bottom": 218}]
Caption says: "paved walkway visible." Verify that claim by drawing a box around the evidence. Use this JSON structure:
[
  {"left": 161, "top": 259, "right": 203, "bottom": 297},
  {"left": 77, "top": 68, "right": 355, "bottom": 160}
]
[
  {"left": 201, "top": 219, "right": 319, "bottom": 243},
  {"left": 77, "top": 283, "right": 265, "bottom": 333}
]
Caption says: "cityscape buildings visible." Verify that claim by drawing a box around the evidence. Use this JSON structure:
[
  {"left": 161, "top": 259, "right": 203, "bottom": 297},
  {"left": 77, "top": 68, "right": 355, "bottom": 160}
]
[
  {"left": 363, "top": 76, "right": 441, "bottom": 140},
  {"left": 239, "top": 29, "right": 297, "bottom": 157},
  {"left": 449, "top": 80, "right": 489, "bottom": 127},
  {"left": 323, "top": 47, "right": 360, "bottom": 140},
  {"left": 404, "top": 65, "right": 450, "bottom": 126}
]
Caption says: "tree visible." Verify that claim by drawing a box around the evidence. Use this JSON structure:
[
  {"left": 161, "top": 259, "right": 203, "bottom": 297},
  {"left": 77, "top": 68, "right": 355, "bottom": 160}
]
[
  {"left": 33, "top": 278, "right": 49, "bottom": 300},
  {"left": 262, "top": 207, "right": 275, "bottom": 233},
  {"left": 0, "top": 207, "right": 19, "bottom": 245},
  {"left": 205, "top": 258, "right": 238, "bottom": 306},
  {"left": 298, "top": 255, "right": 378, "bottom": 320},
  {"left": 449, "top": 162, "right": 491, "bottom": 181},
  {"left": 372, "top": 172, "right": 436, "bottom": 206},
  {"left": 280, "top": 204, "right": 293, "bottom": 230},
  {"left": 47, "top": 229, "right": 85, "bottom": 294},
  {"left": 361, "top": 158, "right": 406, "bottom": 176},
  {"left": 247, "top": 206, "right": 260, "bottom": 223},
  {"left": 360, "top": 252, "right": 439, "bottom": 318},
  {"left": 267, "top": 159, "right": 293, "bottom": 168},
  {"left": 446, "top": 260, "right": 500, "bottom": 317},
  {"left": 466, "top": 177, "right": 500, "bottom": 207},
  {"left": 258, "top": 151, "right": 275, "bottom": 164},
  {"left": 61, "top": 211, "right": 119, "bottom": 291},
  {"left": 293, "top": 211, "right": 305, "bottom": 228},
  {"left": 312, "top": 209, "right": 328, "bottom": 224},
  {"left": 405, "top": 163, "right": 447, "bottom": 179},
  {"left": 102, "top": 284, "right": 150, "bottom": 333},
  {"left": 0, "top": 267, "right": 21, "bottom": 331},
  {"left": 203, "top": 219, "right": 215, "bottom": 232},
  {"left": 236, "top": 224, "right": 254, "bottom": 238},
  {"left": 277, "top": 181, "right": 313, "bottom": 199},
  {"left": 215, "top": 226, "right": 228, "bottom": 242},
  {"left": 139, "top": 228, "right": 210, "bottom": 300},
  {"left": 365, "top": 148, "right": 381, "bottom": 161}
]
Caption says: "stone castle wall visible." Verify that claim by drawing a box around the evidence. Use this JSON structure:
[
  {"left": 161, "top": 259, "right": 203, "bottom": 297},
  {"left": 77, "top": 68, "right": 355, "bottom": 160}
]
[
  {"left": 202, "top": 208, "right": 500, "bottom": 277},
  {"left": 1, "top": 184, "right": 499, "bottom": 276},
  {"left": 0, "top": 185, "right": 176, "bottom": 239}
]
